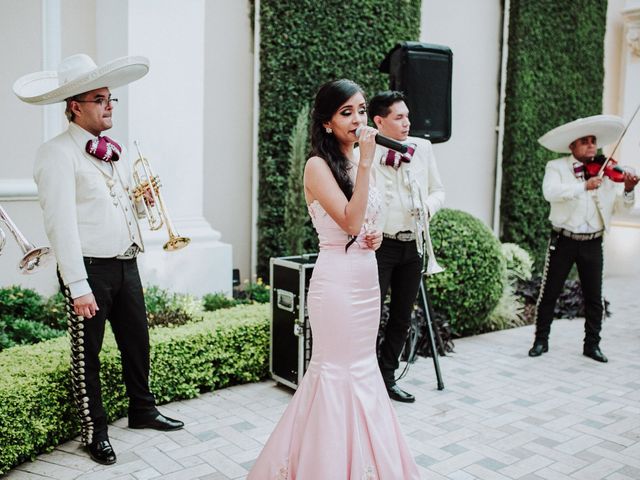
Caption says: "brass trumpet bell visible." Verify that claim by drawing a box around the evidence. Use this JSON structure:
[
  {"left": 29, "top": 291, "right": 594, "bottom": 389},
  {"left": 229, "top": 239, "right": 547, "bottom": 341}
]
[
  {"left": 132, "top": 141, "right": 191, "bottom": 252},
  {"left": 0, "top": 204, "right": 52, "bottom": 274},
  {"left": 164, "top": 236, "right": 191, "bottom": 252}
]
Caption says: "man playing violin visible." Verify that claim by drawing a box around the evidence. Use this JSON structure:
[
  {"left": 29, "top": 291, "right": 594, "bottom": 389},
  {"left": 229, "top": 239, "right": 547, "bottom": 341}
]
[
  {"left": 528, "top": 115, "right": 638, "bottom": 363},
  {"left": 13, "top": 54, "right": 183, "bottom": 465}
]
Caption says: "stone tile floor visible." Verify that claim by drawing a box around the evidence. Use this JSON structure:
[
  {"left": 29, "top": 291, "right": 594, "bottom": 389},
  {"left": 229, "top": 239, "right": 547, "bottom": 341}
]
[{"left": 3, "top": 275, "right": 639, "bottom": 480}]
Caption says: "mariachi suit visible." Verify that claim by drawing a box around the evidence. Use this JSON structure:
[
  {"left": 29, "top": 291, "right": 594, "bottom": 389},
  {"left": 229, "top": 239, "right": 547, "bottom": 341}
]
[
  {"left": 34, "top": 122, "right": 156, "bottom": 445},
  {"left": 372, "top": 136, "right": 445, "bottom": 387},
  {"left": 534, "top": 155, "right": 634, "bottom": 349}
]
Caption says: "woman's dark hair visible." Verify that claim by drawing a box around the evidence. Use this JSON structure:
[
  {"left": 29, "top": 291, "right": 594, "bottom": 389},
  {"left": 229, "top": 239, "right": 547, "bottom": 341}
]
[{"left": 310, "top": 79, "right": 364, "bottom": 200}]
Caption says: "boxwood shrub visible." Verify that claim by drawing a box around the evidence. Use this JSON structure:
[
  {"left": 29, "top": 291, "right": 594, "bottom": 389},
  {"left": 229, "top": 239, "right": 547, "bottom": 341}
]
[
  {"left": 427, "top": 209, "right": 506, "bottom": 336},
  {"left": 0, "top": 303, "right": 269, "bottom": 474}
]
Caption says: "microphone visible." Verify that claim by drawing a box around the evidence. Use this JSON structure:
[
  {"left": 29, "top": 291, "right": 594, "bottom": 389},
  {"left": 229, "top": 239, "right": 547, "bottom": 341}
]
[{"left": 356, "top": 126, "right": 408, "bottom": 154}]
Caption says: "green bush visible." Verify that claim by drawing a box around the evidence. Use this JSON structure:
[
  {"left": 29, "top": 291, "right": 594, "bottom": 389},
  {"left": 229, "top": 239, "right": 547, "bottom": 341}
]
[
  {"left": 202, "top": 292, "right": 237, "bottom": 312},
  {"left": 0, "top": 285, "right": 47, "bottom": 319},
  {"left": 427, "top": 209, "right": 506, "bottom": 336},
  {"left": 0, "top": 315, "right": 65, "bottom": 349},
  {"left": 283, "top": 103, "right": 317, "bottom": 256},
  {"left": 144, "top": 285, "right": 204, "bottom": 328},
  {"left": 0, "top": 303, "right": 269, "bottom": 474},
  {"left": 235, "top": 278, "right": 270, "bottom": 304},
  {"left": 0, "top": 286, "right": 67, "bottom": 350},
  {"left": 256, "top": 0, "right": 422, "bottom": 278},
  {"left": 500, "top": 0, "right": 606, "bottom": 270}
]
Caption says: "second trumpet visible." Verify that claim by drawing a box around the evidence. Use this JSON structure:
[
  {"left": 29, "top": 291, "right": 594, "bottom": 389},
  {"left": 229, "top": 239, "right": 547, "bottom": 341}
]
[{"left": 132, "top": 141, "right": 191, "bottom": 251}]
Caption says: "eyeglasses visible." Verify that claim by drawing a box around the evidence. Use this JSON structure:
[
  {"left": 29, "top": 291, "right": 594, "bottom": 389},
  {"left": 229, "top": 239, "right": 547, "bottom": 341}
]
[{"left": 73, "top": 97, "right": 118, "bottom": 107}]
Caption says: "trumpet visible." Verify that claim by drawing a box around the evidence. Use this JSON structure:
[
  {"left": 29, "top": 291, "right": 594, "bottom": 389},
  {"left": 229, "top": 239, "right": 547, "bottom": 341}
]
[
  {"left": 406, "top": 170, "right": 444, "bottom": 276},
  {"left": 0, "top": 204, "right": 52, "bottom": 274},
  {"left": 132, "top": 141, "right": 191, "bottom": 251}
]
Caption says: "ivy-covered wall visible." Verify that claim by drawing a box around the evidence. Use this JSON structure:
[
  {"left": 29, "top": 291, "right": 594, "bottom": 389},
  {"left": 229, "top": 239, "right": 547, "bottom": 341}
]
[
  {"left": 500, "top": 0, "right": 607, "bottom": 269},
  {"left": 256, "top": 0, "right": 422, "bottom": 278}
]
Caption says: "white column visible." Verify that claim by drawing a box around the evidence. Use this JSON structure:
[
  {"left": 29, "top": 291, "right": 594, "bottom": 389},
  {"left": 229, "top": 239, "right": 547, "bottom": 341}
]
[
  {"left": 604, "top": 0, "right": 640, "bottom": 277},
  {"left": 95, "top": 0, "right": 232, "bottom": 296},
  {"left": 619, "top": 1, "right": 640, "bottom": 167}
]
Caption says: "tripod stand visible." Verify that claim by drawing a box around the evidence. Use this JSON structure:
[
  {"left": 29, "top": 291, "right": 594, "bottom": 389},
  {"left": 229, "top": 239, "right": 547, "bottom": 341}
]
[{"left": 417, "top": 271, "right": 445, "bottom": 390}]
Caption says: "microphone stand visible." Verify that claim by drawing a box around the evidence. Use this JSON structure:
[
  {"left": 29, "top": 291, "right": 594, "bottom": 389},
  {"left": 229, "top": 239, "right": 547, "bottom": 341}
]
[
  {"left": 405, "top": 168, "right": 445, "bottom": 390},
  {"left": 418, "top": 246, "right": 445, "bottom": 391}
]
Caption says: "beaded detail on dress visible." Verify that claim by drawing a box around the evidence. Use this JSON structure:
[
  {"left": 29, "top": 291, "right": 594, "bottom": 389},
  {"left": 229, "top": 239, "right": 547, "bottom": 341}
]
[
  {"left": 275, "top": 458, "right": 288, "bottom": 479},
  {"left": 307, "top": 184, "right": 381, "bottom": 239}
]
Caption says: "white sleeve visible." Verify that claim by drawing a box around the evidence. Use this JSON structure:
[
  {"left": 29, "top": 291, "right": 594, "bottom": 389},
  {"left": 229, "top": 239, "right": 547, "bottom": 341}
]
[
  {"left": 542, "top": 162, "right": 583, "bottom": 201},
  {"left": 424, "top": 142, "right": 445, "bottom": 218},
  {"left": 33, "top": 143, "right": 89, "bottom": 287}
]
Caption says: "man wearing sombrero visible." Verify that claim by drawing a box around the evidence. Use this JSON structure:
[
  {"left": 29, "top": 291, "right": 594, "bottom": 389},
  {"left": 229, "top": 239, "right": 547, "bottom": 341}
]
[
  {"left": 528, "top": 114, "right": 638, "bottom": 363},
  {"left": 14, "top": 54, "right": 183, "bottom": 465}
]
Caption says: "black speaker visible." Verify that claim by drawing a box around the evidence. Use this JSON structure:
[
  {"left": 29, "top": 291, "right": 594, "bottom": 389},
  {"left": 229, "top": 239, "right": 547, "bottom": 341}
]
[{"left": 380, "top": 42, "right": 453, "bottom": 143}]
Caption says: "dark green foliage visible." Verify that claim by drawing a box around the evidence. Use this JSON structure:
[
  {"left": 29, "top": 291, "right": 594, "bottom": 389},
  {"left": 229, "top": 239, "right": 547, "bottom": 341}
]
[
  {"left": 256, "top": 0, "right": 422, "bottom": 278},
  {"left": 284, "top": 103, "right": 317, "bottom": 256},
  {"left": 235, "top": 279, "right": 270, "bottom": 304},
  {"left": 202, "top": 292, "right": 237, "bottom": 311},
  {"left": 0, "top": 286, "right": 66, "bottom": 350},
  {"left": 500, "top": 0, "right": 607, "bottom": 270},
  {"left": 427, "top": 209, "right": 506, "bottom": 336},
  {"left": 0, "top": 315, "right": 64, "bottom": 350},
  {"left": 0, "top": 304, "right": 269, "bottom": 474},
  {"left": 0, "top": 285, "right": 52, "bottom": 324},
  {"left": 516, "top": 276, "right": 610, "bottom": 323}
]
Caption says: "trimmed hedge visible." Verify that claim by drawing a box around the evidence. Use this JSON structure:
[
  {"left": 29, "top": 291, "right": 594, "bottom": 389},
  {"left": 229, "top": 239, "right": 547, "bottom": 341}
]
[
  {"left": 0, "top": 303, "right": 269, "bottom": 474},
  {"left": 256, "top": 0, "right": 422, "bottom": 278},
  {"left": 427, "top": 209, "right": 506, "bottom": 336},
  {"left": 500, "top": 0, "right": 607, "bottom": 269}
]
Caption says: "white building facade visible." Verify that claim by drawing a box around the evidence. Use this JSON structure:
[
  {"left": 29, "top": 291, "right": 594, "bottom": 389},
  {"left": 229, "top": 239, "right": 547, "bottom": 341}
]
[{"left": 1, "top": 0, "right": 638, "bottom": 296}]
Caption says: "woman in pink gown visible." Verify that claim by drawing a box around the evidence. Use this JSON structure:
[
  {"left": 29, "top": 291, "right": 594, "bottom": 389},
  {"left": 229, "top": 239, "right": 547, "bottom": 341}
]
[{"left": 248, "top": 79, "right": 421, "bottom": 480}]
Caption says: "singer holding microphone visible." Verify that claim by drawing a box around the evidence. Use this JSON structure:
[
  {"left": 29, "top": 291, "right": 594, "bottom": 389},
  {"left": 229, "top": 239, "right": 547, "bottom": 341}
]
[
  {"left": 248, "top": 79, "right": 421, "bottom": 479},
  {"left": 363, "top": 91, "right": 445, "bottom": 403}
]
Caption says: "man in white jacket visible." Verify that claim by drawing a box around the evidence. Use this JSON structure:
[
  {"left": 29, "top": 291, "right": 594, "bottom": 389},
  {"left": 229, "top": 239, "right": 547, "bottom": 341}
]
[
  {"left": 368, "top": 91, "right": 445, "bottom": 402},
  {"left": 14, "top": 54, "right": 183, "bottom": 465},
  {"left": 528, "top": 115, "right": 638, "bottom": 363}
]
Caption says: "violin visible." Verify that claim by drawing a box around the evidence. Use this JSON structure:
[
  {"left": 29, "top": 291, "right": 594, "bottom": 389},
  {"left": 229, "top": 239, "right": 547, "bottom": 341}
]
[{"left": 584, "top": 154, "right": 626, "bottom": 183}]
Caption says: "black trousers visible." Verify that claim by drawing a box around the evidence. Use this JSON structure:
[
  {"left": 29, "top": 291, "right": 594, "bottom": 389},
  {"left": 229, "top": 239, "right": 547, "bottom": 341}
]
[
  {"left": 376, "top": 238, "right": 422, "bottom": 387},
  {"left": 58, "top": 257, "right": 156, "bottom": 444},
  {"left": 534, "top": 232, "right": 604, "bottom": 349}
]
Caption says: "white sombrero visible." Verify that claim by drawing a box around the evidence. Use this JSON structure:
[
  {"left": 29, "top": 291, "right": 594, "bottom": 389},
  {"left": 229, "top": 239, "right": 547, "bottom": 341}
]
[
  {"left": 13, "top": 54, "right": 149, "bottom": 105},
  {"left": 538, "top": 114, "right": 624, "bottom": 153}
]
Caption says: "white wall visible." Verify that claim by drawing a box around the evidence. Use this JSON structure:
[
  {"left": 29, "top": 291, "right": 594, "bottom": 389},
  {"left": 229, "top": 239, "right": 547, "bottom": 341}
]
[
  {"left": 1, "top": 0, "right": 234, "bottom": 296},
  {"left": 204, "top": 0, "right": 255, "bottom": 283},
  {"left": 420, "top": 0, "right": 503, "bottom": 226}
]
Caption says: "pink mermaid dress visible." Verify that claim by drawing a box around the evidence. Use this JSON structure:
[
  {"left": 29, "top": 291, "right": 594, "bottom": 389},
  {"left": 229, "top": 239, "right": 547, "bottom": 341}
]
[{"left": 248, "top": 188, "right": 421, "bottom": 480}]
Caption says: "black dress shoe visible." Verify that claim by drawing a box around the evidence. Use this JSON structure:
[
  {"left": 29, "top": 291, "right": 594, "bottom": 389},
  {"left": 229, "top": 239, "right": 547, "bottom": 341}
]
[
  {"left": 128, "top": 412, "right": 184, "bottom": 431},
  {"left": 528, "top": 343, "right": 548, "bottom": 357},
  {"left": 583, "top": 347, "right": 608, "bottom": 363},
  {"left": 87, "top": 440, "right": 116, "bottom": 465},
  {"left": 387, "top": 384, "right": 415, "bottom": 403}
]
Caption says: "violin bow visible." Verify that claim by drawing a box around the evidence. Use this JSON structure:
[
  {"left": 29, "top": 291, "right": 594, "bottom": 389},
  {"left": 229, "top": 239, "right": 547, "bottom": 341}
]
[{"left": 597, "top": 101, "right": 640, "bottom": 178}]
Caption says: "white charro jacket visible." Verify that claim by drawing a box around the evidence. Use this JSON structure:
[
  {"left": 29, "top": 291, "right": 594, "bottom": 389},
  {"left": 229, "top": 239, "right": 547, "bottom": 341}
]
[
  {"left": 33, "top": 122, "right": 144, "bottom": 293},
  {"left": 372, "top": 136, "right": 445, "bottom": 234},
  {"left": 543, "top": 155, "right": 634, "bottom": 232}
]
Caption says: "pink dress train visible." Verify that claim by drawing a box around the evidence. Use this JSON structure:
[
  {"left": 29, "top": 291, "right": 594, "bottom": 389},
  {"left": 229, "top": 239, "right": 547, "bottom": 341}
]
[{"left": 248, "top": 190, "right": 421, "bottom": 480}]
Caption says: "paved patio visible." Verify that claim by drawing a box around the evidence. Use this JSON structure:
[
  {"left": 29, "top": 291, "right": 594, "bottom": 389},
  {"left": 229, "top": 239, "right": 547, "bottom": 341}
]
[{"left": 3, "top": 274, "right": 640, "bottom": 480}]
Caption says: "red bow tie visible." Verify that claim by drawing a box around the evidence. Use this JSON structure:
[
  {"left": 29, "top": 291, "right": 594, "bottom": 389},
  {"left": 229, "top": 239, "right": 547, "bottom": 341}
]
[
  {"left": 382, "top": 143, "right": 416, "bottom": 169},
  {"left": 86, "top": 136, "right": 121, "bottom": 162}
]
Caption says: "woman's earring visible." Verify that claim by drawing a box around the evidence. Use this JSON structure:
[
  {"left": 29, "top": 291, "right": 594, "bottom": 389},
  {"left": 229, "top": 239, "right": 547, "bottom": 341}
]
[{"left": 325, "top": 127, "right": 332, "bottom": 134}]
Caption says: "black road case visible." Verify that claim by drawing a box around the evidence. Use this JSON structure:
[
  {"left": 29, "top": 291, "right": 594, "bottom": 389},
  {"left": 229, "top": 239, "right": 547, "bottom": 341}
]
[{"left": 269, "top": 254, "right": 317, "bottom": 390}]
